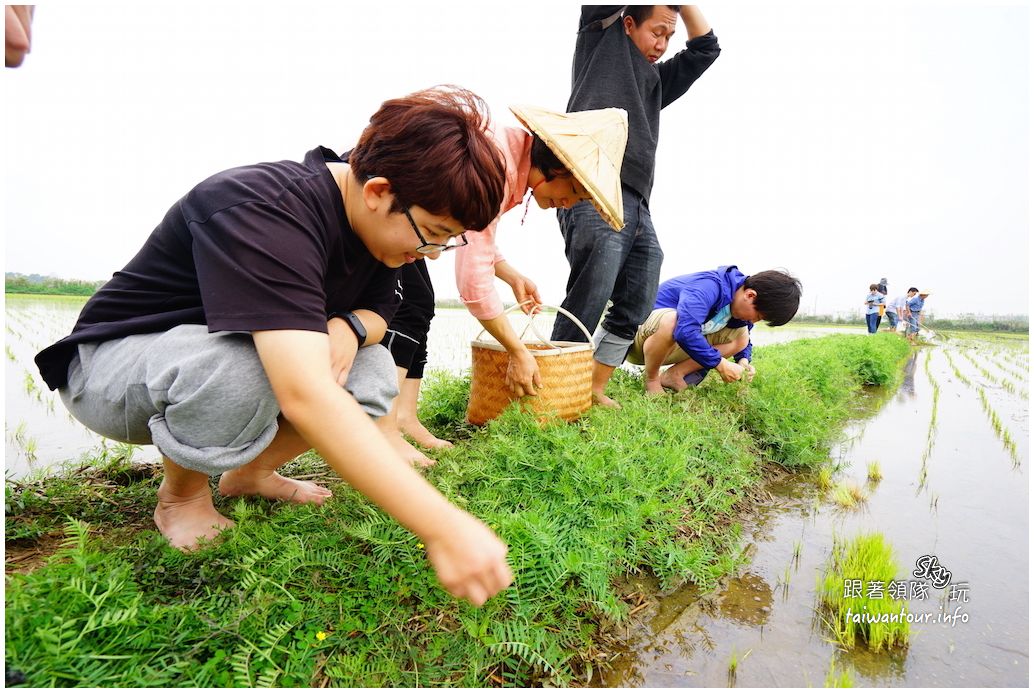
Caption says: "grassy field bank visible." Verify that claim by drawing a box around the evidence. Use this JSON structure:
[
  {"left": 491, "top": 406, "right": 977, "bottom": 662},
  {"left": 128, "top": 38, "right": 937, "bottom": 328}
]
[{"left": 5, "top": 334, "right": 910, "bottom": 687}]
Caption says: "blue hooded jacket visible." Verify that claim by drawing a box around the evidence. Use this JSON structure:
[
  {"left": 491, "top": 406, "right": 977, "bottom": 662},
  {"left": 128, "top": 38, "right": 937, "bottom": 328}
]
[{"left": 654, "top": 265, "right": 753, "bottom": 368}]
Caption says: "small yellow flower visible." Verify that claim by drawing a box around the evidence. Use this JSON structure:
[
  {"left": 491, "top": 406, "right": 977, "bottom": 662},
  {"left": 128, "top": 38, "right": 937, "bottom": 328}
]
[
  {"left": 416, "top": 543, "right": 425, "bottom": 549},
  {"left": 316, "top": 631, "right": 328, "bottom": 641}
]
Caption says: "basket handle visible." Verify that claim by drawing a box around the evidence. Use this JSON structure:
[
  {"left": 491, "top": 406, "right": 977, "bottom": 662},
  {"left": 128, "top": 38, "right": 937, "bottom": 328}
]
[{"left": 474, "top": 300, "right": 594, "bottom": 347}]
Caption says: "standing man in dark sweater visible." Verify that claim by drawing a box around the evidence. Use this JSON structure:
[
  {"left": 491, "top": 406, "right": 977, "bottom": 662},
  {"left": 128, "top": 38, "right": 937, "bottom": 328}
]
[{"left": 550, "top": 5, "right": 720, "bottom": 407}]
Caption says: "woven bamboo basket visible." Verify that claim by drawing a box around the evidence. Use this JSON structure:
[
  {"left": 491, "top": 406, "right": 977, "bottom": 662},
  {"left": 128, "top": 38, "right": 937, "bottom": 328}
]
[{"left": 466, "top": 304, "right": 594, "bottom": 425}]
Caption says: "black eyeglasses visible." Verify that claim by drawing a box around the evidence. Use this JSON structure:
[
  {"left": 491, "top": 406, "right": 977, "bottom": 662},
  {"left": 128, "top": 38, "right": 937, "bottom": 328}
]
[{"left": 403, "top": 208, "right": 468, "bottom": 254}]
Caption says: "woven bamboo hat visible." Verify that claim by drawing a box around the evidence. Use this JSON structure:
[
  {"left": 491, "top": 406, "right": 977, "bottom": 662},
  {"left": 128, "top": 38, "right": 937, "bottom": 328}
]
[{"left": 509, "top": 104, "right": 628, "bottom": 231}]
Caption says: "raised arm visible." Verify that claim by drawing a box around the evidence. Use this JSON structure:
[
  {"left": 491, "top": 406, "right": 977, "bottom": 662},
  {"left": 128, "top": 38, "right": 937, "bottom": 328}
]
[
  {"left": 680, "top": 5, "right": 711, "bottom": 39},
  {"left": 658, "top": 6, "right": 721, "bottom": 108}
]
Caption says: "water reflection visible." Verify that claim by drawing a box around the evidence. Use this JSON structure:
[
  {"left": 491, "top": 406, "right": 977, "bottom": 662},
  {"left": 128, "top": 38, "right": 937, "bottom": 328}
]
[
  {"left": 716, "top": 572, "right": 774, "bottom": 626},
  {"left": 900, "top": 352, "right": 919, "bottom": 398}
]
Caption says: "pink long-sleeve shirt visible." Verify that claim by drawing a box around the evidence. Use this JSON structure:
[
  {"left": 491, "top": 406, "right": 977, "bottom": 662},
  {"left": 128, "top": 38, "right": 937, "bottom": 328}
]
[{"left": 454, "top": 126, "right": 532, "bottom": 320}]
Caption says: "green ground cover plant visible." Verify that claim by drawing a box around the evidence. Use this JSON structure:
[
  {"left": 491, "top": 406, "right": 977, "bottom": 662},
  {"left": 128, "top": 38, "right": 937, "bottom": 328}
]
[{"left": 6, "top": 334, "right": 908, "bottom": 687}]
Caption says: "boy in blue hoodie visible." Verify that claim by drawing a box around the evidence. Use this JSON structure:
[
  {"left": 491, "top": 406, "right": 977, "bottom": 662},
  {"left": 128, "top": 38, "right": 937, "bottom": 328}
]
[{"left": 626, "top": 266, "right": 802, "bottom": 394}]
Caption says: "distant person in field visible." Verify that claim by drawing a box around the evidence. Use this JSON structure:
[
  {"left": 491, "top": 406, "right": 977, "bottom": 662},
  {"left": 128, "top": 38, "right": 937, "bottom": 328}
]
[
  {"left": 875, "top": 277, "right": 888, "bottom": 329},
  {"left": 5, "top": 5, "right": 34, "bottom": 67},
  {"left": 625, "top": 266, "right": 802, "bottom": 393},
  {"left": 905, "top": 288, "right": 931, "bottom": 345},
  {"left": 34, "top": 86, "right": 514, "bottom": 607},
  {"left": 550, "top": 5, "right": 721, "bottom": 409},
  {"left": 884, "top": 290, "right": 905, "bottom": 331},
  {"left": 380, "top": 105, "right": 627, "bottom": 466},
  {"left": 886, "top": 288, "right": 916, "bottom": 332},
  {"left": 864, "top": 283, "right": 884, "bottom": 334}
]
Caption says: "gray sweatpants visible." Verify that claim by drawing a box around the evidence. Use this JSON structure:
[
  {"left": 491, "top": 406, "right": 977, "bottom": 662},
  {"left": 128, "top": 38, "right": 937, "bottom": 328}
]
[{"left": 60, "top": 324, "right": 398, "bottom": 476}]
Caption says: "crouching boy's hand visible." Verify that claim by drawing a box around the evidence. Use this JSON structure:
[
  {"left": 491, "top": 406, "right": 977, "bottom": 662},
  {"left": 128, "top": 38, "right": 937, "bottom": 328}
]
[
  {"left": 715, "top": 358, "right": 745, "bottom": 383},
  {"left": 737, "top": 358, "right": 756, "bottom": 382},
  {"left": 423, "top": 509, "right": 513, "bottom": 606}
]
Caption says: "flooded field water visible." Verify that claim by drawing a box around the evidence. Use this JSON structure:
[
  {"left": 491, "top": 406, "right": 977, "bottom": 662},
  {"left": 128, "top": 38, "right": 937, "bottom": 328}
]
[{"left": 605, "top": 334, "right": 1029, "bottom": 687}]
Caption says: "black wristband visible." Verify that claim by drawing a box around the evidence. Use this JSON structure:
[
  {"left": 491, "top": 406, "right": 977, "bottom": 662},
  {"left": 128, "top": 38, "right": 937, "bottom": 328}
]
[{"left": 329, "top": 311, "right": 367, "bottom": 345}]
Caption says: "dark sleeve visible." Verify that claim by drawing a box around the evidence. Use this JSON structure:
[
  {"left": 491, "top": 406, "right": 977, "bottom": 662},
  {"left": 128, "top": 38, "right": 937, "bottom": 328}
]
[
  {"left": 672, "top": 281, "right": 724, "bottom": 369},
  {"left": 658, "top": 29, "right": 721, "bottom": 109},
  {"left": 733, "top": 322, "right": 753, "bottom": 362},
  {"left": 192, "top": 202, "right": 330, "bottom": 333},
  {"left": 355, "top": 265, "right": 402, "bottom": 325},
  {"left": 579, "top": 5, "right": 625, "bottom": 30}
]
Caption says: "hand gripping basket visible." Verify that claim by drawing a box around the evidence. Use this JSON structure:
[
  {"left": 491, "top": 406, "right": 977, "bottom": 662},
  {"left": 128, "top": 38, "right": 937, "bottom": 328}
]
[{"left": 466, "top": 304, "right": 594, "bottom": 425}]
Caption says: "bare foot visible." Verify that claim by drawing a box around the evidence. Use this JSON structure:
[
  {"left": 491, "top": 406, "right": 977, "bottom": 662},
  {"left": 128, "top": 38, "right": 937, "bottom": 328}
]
[
  {"left": 384, "top": 429, "right": 436, "bottom": 468},
  {"left": 399, "top": 419, "right": 453, "bottom": 450},
  {"left": 644, "top": 377, "right": 666, "bottom": 395},
  {"left": 591, "top": 391, "right": 622, "bottom": 409},
  {"left": 154, "top": 483, "right": 235, "bottom": 551},
  {"left": 219, "top": 469, "right": 333, "bottom": 504},
  {"left": 659, "top": 369, "right": 689, "bottom": 392}
]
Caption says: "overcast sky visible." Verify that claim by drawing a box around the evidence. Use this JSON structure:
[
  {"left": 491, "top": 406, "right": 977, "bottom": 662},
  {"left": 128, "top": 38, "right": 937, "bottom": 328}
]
[{"left": 4, "top": 2, "right": 1029, "bottom": 318}]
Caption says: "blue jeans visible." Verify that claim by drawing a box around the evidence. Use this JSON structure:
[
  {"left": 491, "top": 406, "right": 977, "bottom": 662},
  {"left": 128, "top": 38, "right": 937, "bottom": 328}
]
[
  {"left": 886, "top": 310, "right": 898, "bottom": 328},
  {"left": 866, "top": 313, "right": 880, "bottom": 333},
  {"left": 550, "top": 187, "right": 664, "bottom": 362}
]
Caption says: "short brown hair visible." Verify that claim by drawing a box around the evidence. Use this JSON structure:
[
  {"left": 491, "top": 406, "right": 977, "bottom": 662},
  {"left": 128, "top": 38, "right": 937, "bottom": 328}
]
[{"left": 349, "top": 85, "right": 506, "bottom": 231}]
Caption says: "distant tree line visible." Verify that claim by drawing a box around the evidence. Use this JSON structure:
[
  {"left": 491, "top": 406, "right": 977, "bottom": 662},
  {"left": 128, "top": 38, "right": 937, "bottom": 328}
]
[
  {"left": 5, "top": 273, "right": 104, "bottom": 296},
  {"left": 793, "top": 312, "right": 1028, "bottom": 334},
  {"left": 5, "top": 276, "right": 1026, "bottom": 333}
]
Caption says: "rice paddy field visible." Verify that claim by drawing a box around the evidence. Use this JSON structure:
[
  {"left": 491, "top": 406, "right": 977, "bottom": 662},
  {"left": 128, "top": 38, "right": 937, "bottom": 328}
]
[
  {"left": 4, "top": 295, "right": 1028, "bottom": 687},
  {"left": 603, "top": 332, "right": 1029, "bottom": 687}
]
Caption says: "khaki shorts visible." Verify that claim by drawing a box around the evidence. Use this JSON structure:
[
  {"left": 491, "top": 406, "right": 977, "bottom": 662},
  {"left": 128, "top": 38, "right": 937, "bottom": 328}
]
[{"left": 627, "top": 308, "right": 748, "bottom": 366}]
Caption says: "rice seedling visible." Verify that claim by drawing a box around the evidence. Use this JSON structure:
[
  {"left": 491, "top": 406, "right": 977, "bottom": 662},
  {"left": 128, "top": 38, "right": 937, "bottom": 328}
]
[
  {"left": 5, "top": 344, "right": 16, "bottom": 361},
  {"left": 10, "top": 420, "right": 28, "bottom": 445},
  {"left": 832, "top": 481, "right": 865, "bottom": 509},
  {"left": 824, "top": 656, "right": 856, "bottom": 687},
  {"left": 929, "top": 494, "right": 939, "bottom": 512},
  {"left": 921, "top": 358, "right": 939, "bottom": 463},
  {"left": 792, "top": 540, "right": 803, "bottom": 569},
  {"left": 916, "top": 463, "right": 928, "bottom": 491},
  {"left": 777, "top": 562, "right": 793, "bottom": 600},
  {"left": 817, "top": 465, "right": 834, "bottom": 491},
  {"left": 22, "top": 370, "right": 39, "bottom": 399},
  {"left": 866, "top": 460, "right": 882, "bottom": 483},
  {"left": 817, "top": 533, "right": 910, "bottom": 651},
  {"left": 943, "top": 351, "right": 973, "bottom": 387},
  {"left": 727, "top": 647, "right": 750, "bottom": 685},
  {"left": 977, "top": 388, "right": 1021, "bottom": 465},
  {"left": 24, "top": 437, "right": 38, "bottom": 463}
]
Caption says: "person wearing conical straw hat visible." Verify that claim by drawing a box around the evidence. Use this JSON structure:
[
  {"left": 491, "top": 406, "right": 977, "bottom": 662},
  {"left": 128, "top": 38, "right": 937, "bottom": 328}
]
[
  {"left": 379, "top": 105, "right": 628, "bottom": 462},
  {"left": 550, "top": 6, "right": 720, "bottom": 408}
]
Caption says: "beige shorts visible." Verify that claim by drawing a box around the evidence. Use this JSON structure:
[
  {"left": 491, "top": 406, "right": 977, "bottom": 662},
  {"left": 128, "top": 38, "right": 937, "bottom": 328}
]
[{"left": 627, "top": 308, "right": 749, "bottom": 366}]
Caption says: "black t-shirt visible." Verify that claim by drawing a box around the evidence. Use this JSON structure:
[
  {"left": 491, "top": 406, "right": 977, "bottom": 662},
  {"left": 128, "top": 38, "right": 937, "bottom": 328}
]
[{"left": 36, "top": 147, "right": 400, "bottom": 390}]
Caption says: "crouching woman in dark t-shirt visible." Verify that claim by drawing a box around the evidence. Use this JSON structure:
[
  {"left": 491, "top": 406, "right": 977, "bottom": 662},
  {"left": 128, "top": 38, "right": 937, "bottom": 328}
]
[{"left": 35, "top": 86, "right": 514, "bottom": 607}]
